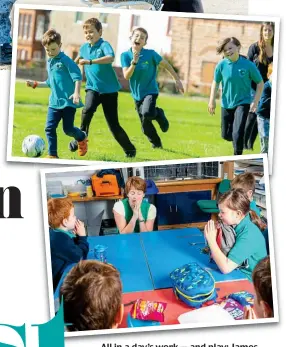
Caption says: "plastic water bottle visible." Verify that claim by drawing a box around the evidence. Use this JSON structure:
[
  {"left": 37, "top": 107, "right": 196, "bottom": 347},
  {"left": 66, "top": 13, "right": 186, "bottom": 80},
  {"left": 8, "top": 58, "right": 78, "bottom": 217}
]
[{"left": 94, "top": 245, "right": 108, "bottom": 263}]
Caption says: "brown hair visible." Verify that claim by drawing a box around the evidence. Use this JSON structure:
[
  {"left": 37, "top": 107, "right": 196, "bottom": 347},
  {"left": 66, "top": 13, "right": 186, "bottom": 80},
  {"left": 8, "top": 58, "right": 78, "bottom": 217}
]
[
  {"left": 231, "top": 172, "right": 256, "bottom": 193},
  {"left": 125, "top": 176, "right": 146, "bottom": 195},
  {"left": 83, "top": 17, "right": 102, "bottom": 33},
  {"left": 60, "top": 260, "right": 122, "bottom": 331},
  {"left": 216, "top": 37, "right": 241, "bottom": 54},
  {"left": 218, "top": 189, "right": 266, "bottom": 230},
  {"left": 48, "top": 198, "right": 73, "bottom": 229},
  {"left": 258, "top": 22, "right": 275, "bottom": 65},
  {"left": 267, "top": 62, "right": 273, "bottom": 79},
  {"left": 42, "top": 29, "right": 61, "bottom": 46},
  {"left": 253, "top": 256, "right": 273, "bottom": 317},
  {"left": 131, "top": 27, "right": 149, "bottom": 42}
]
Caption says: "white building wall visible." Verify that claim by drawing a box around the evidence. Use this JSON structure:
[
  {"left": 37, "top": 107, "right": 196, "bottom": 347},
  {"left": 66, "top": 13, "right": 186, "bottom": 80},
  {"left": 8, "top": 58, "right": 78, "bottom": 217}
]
[{"left": 114, "top": 12, "right": 172, "bottom": 66}]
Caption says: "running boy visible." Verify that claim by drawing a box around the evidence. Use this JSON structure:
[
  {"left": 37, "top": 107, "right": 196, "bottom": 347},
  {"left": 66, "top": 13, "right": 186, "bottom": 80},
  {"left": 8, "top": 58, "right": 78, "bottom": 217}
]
[
  {"left": 60, "top": 260, "right": 124, "bottom": 331},
  {"left": 48, "top": 198, "right": 89, "bottom": 291},
  {"left": 204, "top": 189, "right": 267, "bottom": 281},
  {"left": 121, "top": 27, "right": 184, "bottom": 149},
  {"left": 0, "top": 0, "right": 16, "bottom": 65},
  {"left": 256, "top": 63, "right": 272, "bottom": 153},
  {"left": 208, "top": 37, "right": 264, "bottom": 155},
  {"left": 26, "top": 29, "right": 88, "bottom": 158},
  {"left": 69, "top": 18, "right": 136, "bottom": 158}
]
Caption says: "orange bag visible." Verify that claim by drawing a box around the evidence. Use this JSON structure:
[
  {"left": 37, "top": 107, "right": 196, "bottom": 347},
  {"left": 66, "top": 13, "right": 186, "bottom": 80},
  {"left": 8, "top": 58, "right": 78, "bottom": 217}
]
[{"left": 91, "top": 174, "right": 120, "bottom": 196}]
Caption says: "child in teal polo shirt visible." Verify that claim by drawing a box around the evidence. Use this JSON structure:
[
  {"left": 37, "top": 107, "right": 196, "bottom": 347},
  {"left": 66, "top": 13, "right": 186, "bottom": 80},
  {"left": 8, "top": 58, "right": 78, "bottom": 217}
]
[
  {"left": 26, "top": 29, "right": 88, "bottom": 158},
  {"left": 121, "top": 27, "right": 184, "bottom": 149},
  {"left": 69, "top": 17, "right": 136, "bottom": 158},
  {"left": 208, "top": 37, "right": 264, "bottom": 155},
  {"left": 204, "top": 188, "right": 267, "bottom": 282}
]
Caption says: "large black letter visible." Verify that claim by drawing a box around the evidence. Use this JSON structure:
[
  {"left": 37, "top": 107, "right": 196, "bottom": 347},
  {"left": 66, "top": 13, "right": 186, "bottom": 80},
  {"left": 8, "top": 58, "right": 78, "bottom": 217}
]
[{"left": 0, "top": 187, "right": 23, "bottom": 218}]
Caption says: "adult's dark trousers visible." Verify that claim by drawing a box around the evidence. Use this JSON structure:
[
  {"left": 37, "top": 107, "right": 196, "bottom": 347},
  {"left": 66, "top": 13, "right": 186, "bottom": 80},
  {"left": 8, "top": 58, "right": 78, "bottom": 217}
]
[
  {"left": 221, "top": 104, "right": 250, "bottom": 155},
  {"left": 162, "top": 0, "right": 204, "bottom": 12},
  {"left": 81, "top": 90, "right": 135, "bottom": 153},
  {"left": 135, "top": 94, "right": 162, "bottom": 147},
  {"left": 244, "top": 112, "right": 258, "bottom": 149}
]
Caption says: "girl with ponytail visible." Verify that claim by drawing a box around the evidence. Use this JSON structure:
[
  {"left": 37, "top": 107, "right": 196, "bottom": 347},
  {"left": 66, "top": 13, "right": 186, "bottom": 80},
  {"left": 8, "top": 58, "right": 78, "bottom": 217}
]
[{"left": 204, "top": 188, "right": 267, "bottom": 281}]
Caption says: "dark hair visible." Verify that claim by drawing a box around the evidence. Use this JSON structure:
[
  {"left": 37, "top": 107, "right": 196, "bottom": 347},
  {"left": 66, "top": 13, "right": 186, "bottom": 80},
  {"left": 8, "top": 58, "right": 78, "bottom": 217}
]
[
  {"left": 42, "top": 29, "right": 61, "bottom": 46},
  {"left": 258, "top": 22, "right": 275, "bottom": 65},
  {"left": 253, "top": 256, "right": 273, "bottom": 317},
  {"left": 216, "top": 37, "right": 241, "bottom": 54},
  {"left": 125, "top": 176, "right": 146, "bottom": 195},
  {"left": 131, "top": 27, "right": 149, "bottom": 42},
  {"left": 231, "top": 172, "right": 256, "bottom": 193},
  {"left": 48, "top": 197, "right": 73, "bottom": 229},
  {"left": 60, "top": 260, "right": 122, "bottom": 331},
  {"left": 83, "top": 17, "right": 102, "bottom": 33},
  {"left": 218, "top": 188, "right": 266, "bottom": 230}
]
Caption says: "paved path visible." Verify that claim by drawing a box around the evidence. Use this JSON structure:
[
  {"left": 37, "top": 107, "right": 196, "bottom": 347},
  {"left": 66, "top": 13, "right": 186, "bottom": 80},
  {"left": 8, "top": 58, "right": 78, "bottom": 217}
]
[{"left": 16, "top": 0, "right": 248, "bottom": 14}]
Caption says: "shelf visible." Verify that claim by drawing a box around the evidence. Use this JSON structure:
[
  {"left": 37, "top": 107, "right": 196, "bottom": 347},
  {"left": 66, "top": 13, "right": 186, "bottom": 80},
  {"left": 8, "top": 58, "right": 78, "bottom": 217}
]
[{"left": 71, "top": 195, "right": 124, "bottom": 202}]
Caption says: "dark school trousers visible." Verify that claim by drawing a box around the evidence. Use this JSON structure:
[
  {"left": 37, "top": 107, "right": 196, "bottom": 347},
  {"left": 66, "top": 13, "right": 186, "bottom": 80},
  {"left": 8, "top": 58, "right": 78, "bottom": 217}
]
[
  {"left": 81, "top": 90, "right": 135, "bottom": 153},
  {"left": 45, "top": 106, "right": 85, "bottom": 156},
  {"left": 162, "top": 0, "right": 203, "bottom": 12},
  {"left": 221, "top": 104, "right": 250, "bottom": 156},
  {"left": 244, "top": 112, "right": 258, "bottom": 149},
  {"left": 135, "top": 94, "right": 162, "bottom": 147}
]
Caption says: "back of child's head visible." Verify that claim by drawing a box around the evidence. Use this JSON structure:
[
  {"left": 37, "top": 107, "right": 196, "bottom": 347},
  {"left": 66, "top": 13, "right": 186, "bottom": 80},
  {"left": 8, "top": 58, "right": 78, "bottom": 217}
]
[
  {"left": 231, "top": 172, "right": 256, "bottom": 195},
  {"left": 42, "top": 29, "right": 61, "bottom": 46},
  {"left": 216, "top": 37, "right": 241, "bottom": 54},
  {"left": 131, "top": 27, "right": 149, "bottom": 41},
  {"left": 83, "top": 17, "right": 102, "bottom": 33},
  {"left": 252, "top": 256, "right": 273, "bottom": 318},
  {"left": 60, "top": 260, "right": 123, "bottom": 331},
  {"left": 218, "top": 188, "right": 265, "bottom": 230},
  {"left": 48, "top": 197, "right": 73, "bottom": 229}
]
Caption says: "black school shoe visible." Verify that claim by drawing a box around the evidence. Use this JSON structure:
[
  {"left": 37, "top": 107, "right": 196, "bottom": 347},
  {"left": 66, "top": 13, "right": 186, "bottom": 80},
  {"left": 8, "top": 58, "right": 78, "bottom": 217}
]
[
  {"left": 0, "top": 44, "right": 12, "bottom": 65},
  {"left": 156, "top": 108, "right": 169, "bottom": 132},
  {"left": 125, "top": 147, "right": 136, "bottom": 158},
  {"left": 69, "top": 140, "right": 78, "bottom": 152}
]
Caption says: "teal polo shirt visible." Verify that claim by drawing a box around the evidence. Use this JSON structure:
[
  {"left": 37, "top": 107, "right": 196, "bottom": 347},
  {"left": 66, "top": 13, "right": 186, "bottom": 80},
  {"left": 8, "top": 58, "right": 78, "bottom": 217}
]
[
  {"left": 214, "top": 55, "right": 263, "bottom": 109},
  {"left": 228, "top": 214, "right": 267, "bottom": 281},
  {"left": 53, "top": 228, "right": 76, "bottom": 239},
  {"left": 79, "top": 39, "right": 121, "bottom": 94},
  {"left": 121, "top": 48, "right": 162, "bottom": 101},
  {"left": 250, "top": 200, "right": 261, "bottom": 216},
  {"left": 46, "top": 52, "right": 84, "bottom": 109}
]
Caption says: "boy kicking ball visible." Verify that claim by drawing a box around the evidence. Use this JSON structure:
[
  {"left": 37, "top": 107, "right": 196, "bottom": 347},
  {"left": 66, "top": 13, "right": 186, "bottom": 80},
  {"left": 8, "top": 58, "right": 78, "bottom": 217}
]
[
  {"left": 121, "top": 27, "right": 184, "bottom": 149},
  {"left": 26, "top": 29, "right": 88, "bottom": 158}
]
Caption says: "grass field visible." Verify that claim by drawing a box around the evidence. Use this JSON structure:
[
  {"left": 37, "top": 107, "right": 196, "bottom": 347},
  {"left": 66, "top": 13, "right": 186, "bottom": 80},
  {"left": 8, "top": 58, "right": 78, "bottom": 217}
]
[{"left": 11, "top": 81, "right": 259, "bottom": 162}]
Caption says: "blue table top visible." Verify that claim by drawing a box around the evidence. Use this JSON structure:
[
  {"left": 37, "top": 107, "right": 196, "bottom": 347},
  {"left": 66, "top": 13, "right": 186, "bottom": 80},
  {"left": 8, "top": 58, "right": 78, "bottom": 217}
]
[{"left": 140, "top": 228, "right": 247, "bottom": 289}]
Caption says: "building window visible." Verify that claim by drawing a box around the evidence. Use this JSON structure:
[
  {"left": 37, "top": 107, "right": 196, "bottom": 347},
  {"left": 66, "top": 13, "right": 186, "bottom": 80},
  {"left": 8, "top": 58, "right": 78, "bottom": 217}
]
[
  {"left": 241, "top": 25, "right": 245, "bottom": 35},
  {"left": 75, "top": 12, "right": 83, "bottom": 24},
  {"left": 20, "top": 49, "right": 28, "bottom": 61},
  {"left": 131, "top": 15, "right": 141, "bottom": 29},
  {"left": 99, "top": 13, "right": 109, "bottom": 25},
  {"left": 23, "top": 14, "right": 32, "bottom": 40},
  {"left": 33, "top": 50, "right": 43, "bottom": 61},
  {"left": 35, "top": 15, "right": 45, "bottom": 41},
  {"left": 217, "top": 22, "right": 221, "bottom": 33}
]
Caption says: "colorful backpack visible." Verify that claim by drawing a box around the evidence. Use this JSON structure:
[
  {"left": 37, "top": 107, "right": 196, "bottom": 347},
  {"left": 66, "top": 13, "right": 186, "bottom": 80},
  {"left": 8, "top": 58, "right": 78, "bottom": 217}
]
[{"left": 170, "top": 262, "right": 217, "bottom": 308}]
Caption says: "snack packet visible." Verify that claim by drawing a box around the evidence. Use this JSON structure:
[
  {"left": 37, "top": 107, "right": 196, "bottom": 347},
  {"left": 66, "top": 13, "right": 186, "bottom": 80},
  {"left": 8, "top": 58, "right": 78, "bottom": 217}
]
[
  {"left": 226, "top": 291, "right": 254, "bottom": 307},
  {"left": 219, "top": 298, "right": 244, "bottom": 320},
  {"left": 130, "top": 299, "right": 167, "bottom": 322}
]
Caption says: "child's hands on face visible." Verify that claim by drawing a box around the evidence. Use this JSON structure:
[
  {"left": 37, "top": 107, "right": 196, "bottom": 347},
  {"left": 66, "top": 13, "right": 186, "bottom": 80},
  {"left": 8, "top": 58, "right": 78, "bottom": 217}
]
[
  {"left": 204, "top": 220, "right": 218, "bottom": 244},
  {"left": 74, "top": 219, "right": 86, "bottom": 236},
  {"left": 243, "top": 306, "right": 257, "bottom": 320}
]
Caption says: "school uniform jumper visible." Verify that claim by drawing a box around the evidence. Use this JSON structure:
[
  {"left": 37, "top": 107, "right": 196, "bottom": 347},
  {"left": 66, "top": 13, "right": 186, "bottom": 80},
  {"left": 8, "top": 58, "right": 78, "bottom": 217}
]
[
  {"left": 228, "top": 214, "right": 267, "bottom": 281},
  {"left": 244, "top": 42, "right": 273, "bottom": 149},
  {"left": 162, "top": 0, "right": 203, "bottom": 12},
  {"left": 257, "top": 80, "right": 272, "bottom": 153},
  {"left": 79, "top": 39, "right": 135, "bottom": 154},
  {"left": 45, "top": 51, "right": 86, "bottom": 156},
  {"left": 214, "top": 55, "right": 263, "bottom": 155},
  {"left": 0, "top": 0, "right": 16, "bottom": 65},
  {"left": 49, "top": 228, "right": 89, "bottom": 291},
  {"left": 121, "top": 48, "right": 164, "bottom": 148}
]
